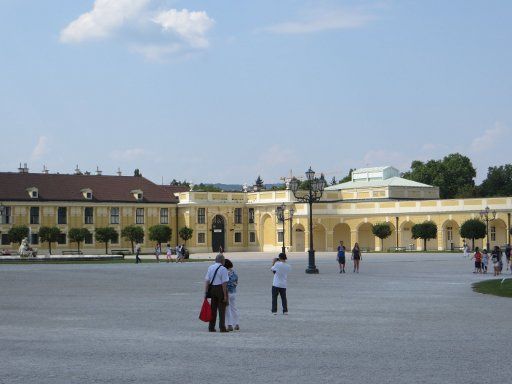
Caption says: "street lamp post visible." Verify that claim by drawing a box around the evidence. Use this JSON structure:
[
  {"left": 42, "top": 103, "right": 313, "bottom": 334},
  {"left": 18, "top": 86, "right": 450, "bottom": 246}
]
[
  {"left": 289, "top": 167, "right": 327, "bottom": 274},
  {"left": 480, "top": 206, "right": 496, "bottom": 251},
  {"left": 275, "top": 204, "right": 294, "bottom": 255}
]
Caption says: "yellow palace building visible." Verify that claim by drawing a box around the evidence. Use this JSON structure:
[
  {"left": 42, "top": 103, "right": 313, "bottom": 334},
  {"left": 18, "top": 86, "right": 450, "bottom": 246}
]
[
  {"left": 177, "top": 166, "right": 511, "bottom": 253},
  {"left": 1, "top": 166, "right": 511, "bottom": 253}
]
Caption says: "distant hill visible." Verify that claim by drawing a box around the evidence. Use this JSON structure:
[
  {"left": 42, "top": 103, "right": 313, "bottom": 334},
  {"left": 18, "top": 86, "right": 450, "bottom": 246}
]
[{"left": 210, "top": 183, "right": 285, "bottom": 191}]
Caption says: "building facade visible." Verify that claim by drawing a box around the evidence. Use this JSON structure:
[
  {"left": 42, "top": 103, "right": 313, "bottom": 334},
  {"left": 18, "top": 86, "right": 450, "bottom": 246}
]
[
  {"left": 0, "top": 170, "right": 186, "bottom": 252},
  {"left": 1, "top": 166, "right": 511, "bottom": 254},
  {"left": 176, "top": 167, "right": 511, "bottom": 253}
]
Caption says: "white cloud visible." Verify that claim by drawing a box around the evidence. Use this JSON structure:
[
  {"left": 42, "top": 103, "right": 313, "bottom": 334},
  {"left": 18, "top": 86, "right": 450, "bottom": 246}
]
[
  {"left": 152, "top": 9, "right": 215, "bottom": 48},
  {"left": 470, "top": 123, "right": 509, "bottom": 152},
  {"left": 264, "top": 7, "right": 376, "bottom": 35},
  {"left": 31, "top": 136, "right": 49, "bottom": 159},
  {"left": 110, "top": 148, "right": 147, "bottom": 161},
  {"left": 60, "top": 0, "right": 150, "bottom": 43},
  {"left": 60, "top": 1, "right": 214, "bottom": 59}
]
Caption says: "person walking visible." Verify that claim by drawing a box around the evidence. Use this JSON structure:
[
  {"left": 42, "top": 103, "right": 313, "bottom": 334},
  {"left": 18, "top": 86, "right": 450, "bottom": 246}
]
[
  {"left": 135, "top": 242, "right": 142, "bottom": 264},
  {"left": 271, "top": 253, "right": 291, "bottom": 315},
  {"left": 204, "top": 254, "right": 229, "bottom": 332},
  {"left": 224, "top": 259, "right": 240, "bottom": 331},
  {"left": 491, "top": 246, "right": 502, "bottom": 276},
  {"left": 337, "top": 240, "right": 346, "bottom": 273},
  {"left": 352, "top": 242, "right": 362, "bottom": 273},
  {"left": 176, "top": 244, "right": 184, "bottom": 263},
  {"left": 505, "top": 243, "right": 511, "bottom": 272},
  {"left": 463, "top": 242, "right": 470, "bottom": 258},
  {"left": 472, "top": 247, "right": 482, "bottom": 274},
  {"left": 165, "top": 243, "right": 173, "bottom": 263},
  {"left": 482, "top": 249, "right": 489, "bottom": 274},
  {"left": 154, "top": 243, "right": 161, "bottom": 263}
]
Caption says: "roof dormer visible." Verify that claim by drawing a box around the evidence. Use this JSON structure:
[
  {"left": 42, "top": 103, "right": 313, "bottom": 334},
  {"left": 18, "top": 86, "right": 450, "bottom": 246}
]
[
  {"left": 130, "top": 189, "right": 143, "bottom": 201},
  {"left": 26, "top": 187, "right": 38, "bottom": 199},
  {"left": 81, "top": 188, "right": 93, "bottom": 200}
]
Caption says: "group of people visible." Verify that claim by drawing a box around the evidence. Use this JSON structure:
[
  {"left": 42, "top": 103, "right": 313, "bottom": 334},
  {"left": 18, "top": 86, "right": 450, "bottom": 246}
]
[
  {"left": 471, "top": 244, "right": 512, "bottom": 276},
  {"left": 134, "top": 243, "right": 187, "bottom": 263},
  {"left": 204, "top": 251, "right": 292, "bottom": 332},
  {"left": 204, "top": 254, "right": 240, "bottom": 332},
  {"left": 336, "top": 241, "right": 362, "bottom": 273}
]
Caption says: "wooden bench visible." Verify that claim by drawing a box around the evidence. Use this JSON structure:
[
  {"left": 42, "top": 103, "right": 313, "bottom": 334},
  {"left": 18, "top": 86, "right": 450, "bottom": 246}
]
[
  {"left": 111, "top": 249, "right": 130, "bottom": 256},
  {"left": 62, "top": 250, "right": 83, "bottom": 255}
]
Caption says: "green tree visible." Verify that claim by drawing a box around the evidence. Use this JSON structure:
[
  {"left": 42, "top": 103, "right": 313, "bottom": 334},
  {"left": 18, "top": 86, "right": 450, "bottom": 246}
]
[
  {"left": 121, "top": 225, "right": 144, "bottom": 253},
  {"left": 192, "top": 183, "right": 222, "bottom": 192},
  {"left": 340, "top": 168, "right": 355, "bottom": 183},
  {"left": 39, "top": 226, "right": 61, "bottom": 255},
  {"left": 411, "top": 221, "right": 438, "bottom": 251},
  {"left": 134, "top": 169, "right": 142, "bottom": 177},
  {"left": 95, "top": 227, "right": 118, "bottom": 254},
  {"left": 255, "top": 175, "right": 264, "bottom": 191},
  {"left": 372, "top": 223, "right": 392, "bottom": 251},
  {"left": 7, "top": 225, "right": 29, "bottom": 245},
  {"left": 331, "top": 176, "right": 337, "bottom": 186},
  {"left": 68, "top": 228, "right": 90, "bottom": 253},
  {"left": 178, "top": 226, "right": 193, "bottom": 245},
  {"left": 403, "top": 153, "right": 476, "bottom": 199},
  {"left": 479, "top": 165, "right": 512, "bottom": 197},
  {"left": 149, "top": 225, "right": 172, "bottom": 247},
  {"left": 459, "top": 219, "right": 486, "bottom": 250}
]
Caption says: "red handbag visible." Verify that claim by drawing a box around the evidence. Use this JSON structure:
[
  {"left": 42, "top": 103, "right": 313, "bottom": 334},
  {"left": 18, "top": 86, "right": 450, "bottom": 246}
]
[{"left": 199, "top": 298, "right": 212, "bottom": 322}]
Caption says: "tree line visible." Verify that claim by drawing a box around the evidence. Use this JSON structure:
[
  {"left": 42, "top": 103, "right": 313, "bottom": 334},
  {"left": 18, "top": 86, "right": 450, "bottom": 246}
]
[
  {"left": 402, "top": 153, "right": 512, "bottom": 199},
  {"left": 5, "top": 225, "right": 194, "bottom": 255}
]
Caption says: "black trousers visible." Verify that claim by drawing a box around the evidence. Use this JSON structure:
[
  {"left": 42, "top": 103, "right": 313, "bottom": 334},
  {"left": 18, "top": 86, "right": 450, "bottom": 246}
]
[
  {"left": 135, "top": 251, "right": 141, "bottom": 264},
  {"left": 272, "top": 286, "right": 288, "bottom": 313},
  {"left": 209, "top": 285, "right": 227, "bottom": 331}
]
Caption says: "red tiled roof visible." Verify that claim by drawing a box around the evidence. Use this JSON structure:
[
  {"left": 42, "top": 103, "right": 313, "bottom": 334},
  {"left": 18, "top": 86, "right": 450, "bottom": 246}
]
[{"left": 0, "top": 172, "right": 188, "bottom": 203}]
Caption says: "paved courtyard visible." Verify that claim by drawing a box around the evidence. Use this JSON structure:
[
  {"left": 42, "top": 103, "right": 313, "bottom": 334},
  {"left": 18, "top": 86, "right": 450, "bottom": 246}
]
[{"left": 1, "top": 252, "right": 511, "bottom": 384}]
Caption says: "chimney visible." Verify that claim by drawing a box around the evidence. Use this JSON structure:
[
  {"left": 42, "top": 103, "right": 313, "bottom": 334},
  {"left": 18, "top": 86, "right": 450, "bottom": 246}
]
[
  {"left": 96, "top": 166, "right": 102, "bottom": 176},
  {"left": 42, "top": 165, "right": 49, "bottom": 174},
  {"left": 117, "top": 167, "right": 122, "bottom": 176},
  {"left": 18, "top": 163, "right": 29, "bottom": 173}
]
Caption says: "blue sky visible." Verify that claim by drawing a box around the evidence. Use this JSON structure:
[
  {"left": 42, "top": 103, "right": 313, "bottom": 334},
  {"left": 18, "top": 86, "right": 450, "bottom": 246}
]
[{"left": 1, "top": 0, "right": 511, "bottom": 185}]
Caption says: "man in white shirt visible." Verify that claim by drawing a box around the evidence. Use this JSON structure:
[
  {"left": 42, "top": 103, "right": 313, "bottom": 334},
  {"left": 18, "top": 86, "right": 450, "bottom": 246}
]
[
  {"left": 271, "top": 253, "right": 291, "bottom": 314},
  {"left": 204, "top": 254, "right": 229, "bottom": 332}
]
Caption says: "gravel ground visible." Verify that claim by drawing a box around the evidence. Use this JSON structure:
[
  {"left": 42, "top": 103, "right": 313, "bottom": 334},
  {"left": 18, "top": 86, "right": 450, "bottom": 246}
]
[{"left": 1, "top": 252, "right": 511, "bottom": 384}]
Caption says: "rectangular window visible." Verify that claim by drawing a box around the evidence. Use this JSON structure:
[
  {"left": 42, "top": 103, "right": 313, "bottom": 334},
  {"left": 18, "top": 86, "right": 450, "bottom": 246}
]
[
  {"left": 57, "top": 233, "right": 67, "bottom": 245},
  {"left": 136, "top": 208, "right": 144, "bottom": 224},
  {"left": 234, "top": 208, "right": 242, "bottom": 224},
  {"left": 1, "top": 234, "right": 10, "bottom": 245},
  {"left": 30, "top": 207, "right": 39, "bottom": 224},
  {"left": 277, "top": 231, "right": 284, "bottom": 243},
  {"left": 30, "top": 233, "right": 39, "bottom": 245},
  {"left": 160, "top": 208, "right": 169, "bottom": 224},
  {"left": 110, "top": 207, "right": 120, "bottom": 224},
  {"left": 491, "top": 226, "right": 496, "bottom": 241},
  {"left": 248, "top": 208, "right": 254, "bottom": 224},
  {"left": 249, "top": 231, "right": 256, "bottom": 243},
  {"left": 84, "top": 207, "right": 94, "bottom": 224},
  {"left": 447, "top": 227, "right": 453, "bottom": 241},
  {"left": 0, "top": 206, "right": 11, "bottom": 224},
  {"left": 57, "top": 207, "right": 67, "bottom": 225},
  {"left": 84, "top": 232, "right": 93, "bottom": 244},
  {"left": 234, "top": 232, "right": 242, "bottom": 243},
  {"left": 198, "top": 232, "right": 206, "bottom": 244},
  {"left": 197, "top": 208, "right": 206, "bottom": 224}
]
